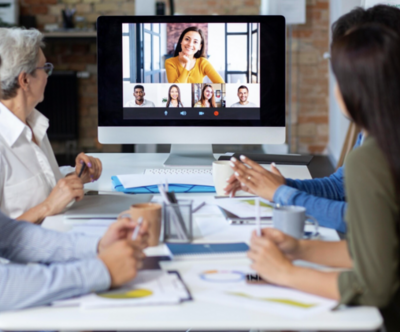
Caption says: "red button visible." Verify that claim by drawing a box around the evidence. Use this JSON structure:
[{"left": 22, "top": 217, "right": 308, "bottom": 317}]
[{"left": 214, "top": 111, "right": 219, "bottom": 116}]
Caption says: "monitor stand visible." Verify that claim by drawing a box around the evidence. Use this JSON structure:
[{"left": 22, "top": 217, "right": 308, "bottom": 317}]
[{"left": 163, "top": 144, "right": 216, "bottom": 167}]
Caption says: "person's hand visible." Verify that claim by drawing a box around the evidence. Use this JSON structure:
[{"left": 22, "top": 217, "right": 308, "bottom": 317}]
[
  {"left": 42, "top": 175, "right": 84, "bottom": 217},
  {"left": 74, "top": 152, "right": 102, "bottom": 184},
  {"left": 225, "top": 156, "right": 286, "bottom": 201},
  {"left": 247, "top": 230, "right": 294, "bottom": 286},
  {"left": 224, "top": 173, "right": 255, "bottom": 197},
  {"left": 260, "top": 228, "right": 302, "bottom": 261},
  {"left": 178, "top": 52, "right": 190, "bottom": 68},
  {"left": 98, "top": 217, "right": 150, "bottom": 253},
  {"left": 98, "top": 240, "right": 145, "bottom": 288}
]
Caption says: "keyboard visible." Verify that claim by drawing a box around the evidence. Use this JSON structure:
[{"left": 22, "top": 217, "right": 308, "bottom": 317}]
[{"left": 144, "top": 168, "right": 213, "bottom": 175}]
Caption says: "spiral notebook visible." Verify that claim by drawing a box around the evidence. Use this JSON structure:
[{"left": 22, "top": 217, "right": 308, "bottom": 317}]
[{"left": 166, "top": 242, "right": 249, "bottom": 260}]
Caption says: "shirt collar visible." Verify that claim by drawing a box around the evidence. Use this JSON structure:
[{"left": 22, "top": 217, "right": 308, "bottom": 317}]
[
  {"left": 27, "top": 108, "right": 49, "bottom": 144},
  {"left": 137, "top": 99, "right": 147, "bottom": 106},
  {"left": 0, "top": 103, "right": 49, "bottom": 147}
]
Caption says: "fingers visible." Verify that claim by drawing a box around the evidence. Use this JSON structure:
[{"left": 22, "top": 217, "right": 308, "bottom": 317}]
[
  {"left": 270, "top": 162, "right": 282, "bottom": 176},
  {"left": 76, "top": 153, "right": 102, "bottom": 182},
  {"left": 226, "top": 174, "right": 237, "bottom": 184},
  {"left": 77, "top": 152, "right": 92, "bottom": 168},
  {"left": 239, "top": 155, "right": 268, "bottom": 173},
  {"left": 72, "top": 188, "right": 84, "bottom": 201}
]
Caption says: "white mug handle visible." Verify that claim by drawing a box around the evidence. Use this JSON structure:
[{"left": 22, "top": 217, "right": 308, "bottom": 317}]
[{"left": 305, "top": 214, "right": 319, "bottom": 239}]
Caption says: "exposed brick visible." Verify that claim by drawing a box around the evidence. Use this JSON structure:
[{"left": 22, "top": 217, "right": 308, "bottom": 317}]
[
  {"left": 23, "top": 0, "right": 57, "bottom": 4},
  {"left": 39, "top": 0, "right": 329, "bottom": 154},
  {"left": 30, "top": 5, "right": 49, "bottom": 15},
  {"left": 94, "top": 3, "right": 119, "bottom": 12},
  {"left": 76, "top": 3, "right": 92, "bottom": 13},
  {"left": 36, "top": 14, "right": 57, "bottom": 24}
]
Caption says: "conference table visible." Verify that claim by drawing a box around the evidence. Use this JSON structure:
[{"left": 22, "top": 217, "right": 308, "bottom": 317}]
[{"left": 0, "top": 153, "right": 383, "bottom": 331}]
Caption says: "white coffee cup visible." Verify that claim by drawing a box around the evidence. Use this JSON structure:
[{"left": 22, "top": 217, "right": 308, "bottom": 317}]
[{"left": 212, "top": 161, "right": 234, "bottom": 196}]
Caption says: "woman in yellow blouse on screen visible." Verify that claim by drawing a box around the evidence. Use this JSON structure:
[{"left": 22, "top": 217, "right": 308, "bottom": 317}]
[{"left": 165, "top": 27, "right": 225, "bottom": 84}]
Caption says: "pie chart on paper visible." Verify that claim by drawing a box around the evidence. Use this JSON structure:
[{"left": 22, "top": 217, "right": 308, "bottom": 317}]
[
  {"left": 97, "top": 288, "right": 153, "bottom": 299},
  {"left": 200, "top": 270, "right": 245, "bottom": 283}
]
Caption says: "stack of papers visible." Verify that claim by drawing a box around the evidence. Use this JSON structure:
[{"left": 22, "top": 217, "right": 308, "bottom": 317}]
[
  {"left": 182, "top": 265, "right": 337, "bottom": 319},
  {"left": 53, "top": 270, "right": 191, "bottom": 309}
]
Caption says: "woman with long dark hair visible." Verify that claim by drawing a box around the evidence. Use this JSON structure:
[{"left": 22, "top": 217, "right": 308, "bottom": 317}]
[
  {"left": 194, "top": 84, "right": 216, "bottom": 108},
  {"left": 166, "top": 84, "right": 183, "bottom": 107},
  {"left": 229, "top": 24, "right": 400, "bottom": 331},
  {"left": 165, "top": 26, "right": 224, "bottom": 84}
]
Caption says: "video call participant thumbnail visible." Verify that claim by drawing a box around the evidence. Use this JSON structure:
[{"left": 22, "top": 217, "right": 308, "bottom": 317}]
[
  {"left": 166, "top": 85, "right": 184, "bottom": 107},
  {"left": 194, "top": 84, "right": 217, "bottom": 108},
  {"left": 165, "top": 26, "right": 225, "bottom": 84},
  {"left": 124, "top": 85, "right": 155, "bottom": 107},
  {"left": 231, "top": 85, "right": 257, "bottom": 107}
]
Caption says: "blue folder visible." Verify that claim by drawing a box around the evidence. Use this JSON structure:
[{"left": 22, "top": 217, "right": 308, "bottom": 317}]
[
  {"left": 166, "top": 243, "right": 249, "bottom": 256},
  {"left": 111, "top": 176, "right": 216, "bottom": 194}
]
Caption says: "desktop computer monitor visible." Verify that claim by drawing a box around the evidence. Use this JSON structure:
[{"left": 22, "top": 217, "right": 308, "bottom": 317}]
[{"left": 97, "top": 15, "right": 286, "bottom": 166}]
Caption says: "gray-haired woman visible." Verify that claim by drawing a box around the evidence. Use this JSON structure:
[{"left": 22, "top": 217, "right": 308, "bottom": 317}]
[{"left": 0, "top": 28, "right": 102, "bottom": 224}]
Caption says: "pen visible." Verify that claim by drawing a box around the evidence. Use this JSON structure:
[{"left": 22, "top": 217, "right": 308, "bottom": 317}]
[
  {"left": 256, "top": 197, "right": 261, "bottom": 236},
  {"left": 78, "top": 163, "right": 86, "bottom": 178},
  {"left": 192, "top": 201, "right": 206, "bottom": 213},
  {"left": 131, "top": 217, "right": 143, "bottom": 240}
]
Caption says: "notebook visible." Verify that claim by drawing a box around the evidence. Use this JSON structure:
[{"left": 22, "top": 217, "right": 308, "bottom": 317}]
[{"left": 166, "top": 242, "right": 249, "bottom": 259}]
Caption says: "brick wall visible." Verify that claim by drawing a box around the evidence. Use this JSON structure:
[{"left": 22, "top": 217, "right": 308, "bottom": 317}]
[{"left": 20, "top": 0, "right": 330, "bottom": 155}]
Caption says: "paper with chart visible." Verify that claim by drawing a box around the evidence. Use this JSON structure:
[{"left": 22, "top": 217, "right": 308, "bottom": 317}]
[
  {"left": 117, "top": 174, "right": 214, "bottom": 189},
  {"left": 52, "top": 270, "right": 190, "bottom": 309},
  {"left": 215, "top": 198, "right": 274, "bottom": 218},
  {"left": 182, "top": 265, "right": 337, "bottom": 318}
]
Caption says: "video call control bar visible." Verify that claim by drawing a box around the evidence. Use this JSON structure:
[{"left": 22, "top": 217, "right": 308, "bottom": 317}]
[{"left": 123, "top": 108, "right": 260, "bottom": 120}]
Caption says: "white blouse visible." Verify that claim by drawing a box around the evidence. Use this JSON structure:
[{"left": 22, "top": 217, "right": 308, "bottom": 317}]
[{"left": 0, "top": 103, "right": 63, "bottom": 218}]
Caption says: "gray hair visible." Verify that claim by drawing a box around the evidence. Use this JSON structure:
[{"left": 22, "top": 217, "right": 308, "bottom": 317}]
[{"left": 0, "top": 28, "right": 44, "bottom": 99}]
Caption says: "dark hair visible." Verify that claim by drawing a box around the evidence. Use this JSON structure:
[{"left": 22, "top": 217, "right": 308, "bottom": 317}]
[
  {"left": 237, "top": 85, "right": 248, "bottom": 92},
  {"left": 134, "top": 85, "right": 144, "bottom": 92},
  {"left": 331, "top": 24, "right": 400, "bottom": 216},
  {"left": 166, "top": 84, "right": 183, "bottom": 107},
  {"left": 174, "top": 26, "right": 206, "bottom": 59},
  {"left": 200, "top": 84, "right": 216, "bottom": 107},
  {"left": 332, "top": 5, "right": 400, "bottom": 43}
]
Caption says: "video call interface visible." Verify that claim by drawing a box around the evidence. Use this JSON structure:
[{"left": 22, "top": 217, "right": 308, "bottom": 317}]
[{"left": 122, "top": 22, "right": 261, "bottom": 120}]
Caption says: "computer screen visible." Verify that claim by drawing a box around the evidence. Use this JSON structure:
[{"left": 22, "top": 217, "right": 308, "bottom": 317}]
[{"left": 97, "top": 15, "right": 286, "bottom": 165}]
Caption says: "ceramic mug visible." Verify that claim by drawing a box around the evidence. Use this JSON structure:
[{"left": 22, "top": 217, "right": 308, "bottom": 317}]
[
  {"left": 212, "top": 160, "right": 234, "bottom": 196},
  {"left": 119, "top": 202, "right": 162, "bottom": 246},
  {"left": 272, "top": 205, "right": 319, "bottom": 239}
]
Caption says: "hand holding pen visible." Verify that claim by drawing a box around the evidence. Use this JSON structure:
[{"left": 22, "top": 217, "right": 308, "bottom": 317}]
[
  {"left": 75, "top": 152, "right": 103, "bottom": 183},
  {"left": 98, "top": 216, "right": 149, "bottom": 253}
]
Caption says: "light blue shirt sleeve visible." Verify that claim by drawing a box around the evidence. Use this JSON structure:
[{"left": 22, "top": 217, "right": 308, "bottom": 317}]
[
  {"left": 273, "top": 133, "right": 364, "bottom": 233},
  {"left": 0, "top": 212, "right": 100, "bottom": 263},
  {"left": 0, "top": 212, "right": 111, "bottom": 311}
]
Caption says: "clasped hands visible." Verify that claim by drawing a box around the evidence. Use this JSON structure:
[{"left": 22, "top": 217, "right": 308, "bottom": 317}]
[{"left": 224, "top": 155, "right": 286, "bottom": 201}]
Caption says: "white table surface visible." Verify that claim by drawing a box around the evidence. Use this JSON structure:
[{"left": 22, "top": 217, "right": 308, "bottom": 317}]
[{"left": 0, "top": 153, "right": 383, "bottom": 331}]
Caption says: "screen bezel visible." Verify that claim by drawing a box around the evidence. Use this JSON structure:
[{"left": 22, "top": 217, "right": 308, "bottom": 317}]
[{"left": 97, "top": 15, "right": 286, "bottom": 128}]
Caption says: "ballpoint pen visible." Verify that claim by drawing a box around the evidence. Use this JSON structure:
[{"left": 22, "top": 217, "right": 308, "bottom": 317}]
[{"left": 132, "top": 216, "right": 143, "bottom": 240}]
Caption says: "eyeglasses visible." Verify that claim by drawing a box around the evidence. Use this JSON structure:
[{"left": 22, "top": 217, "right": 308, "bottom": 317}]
[{"left": 36, "top": 62, "right": 54, "bottom": 76}]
